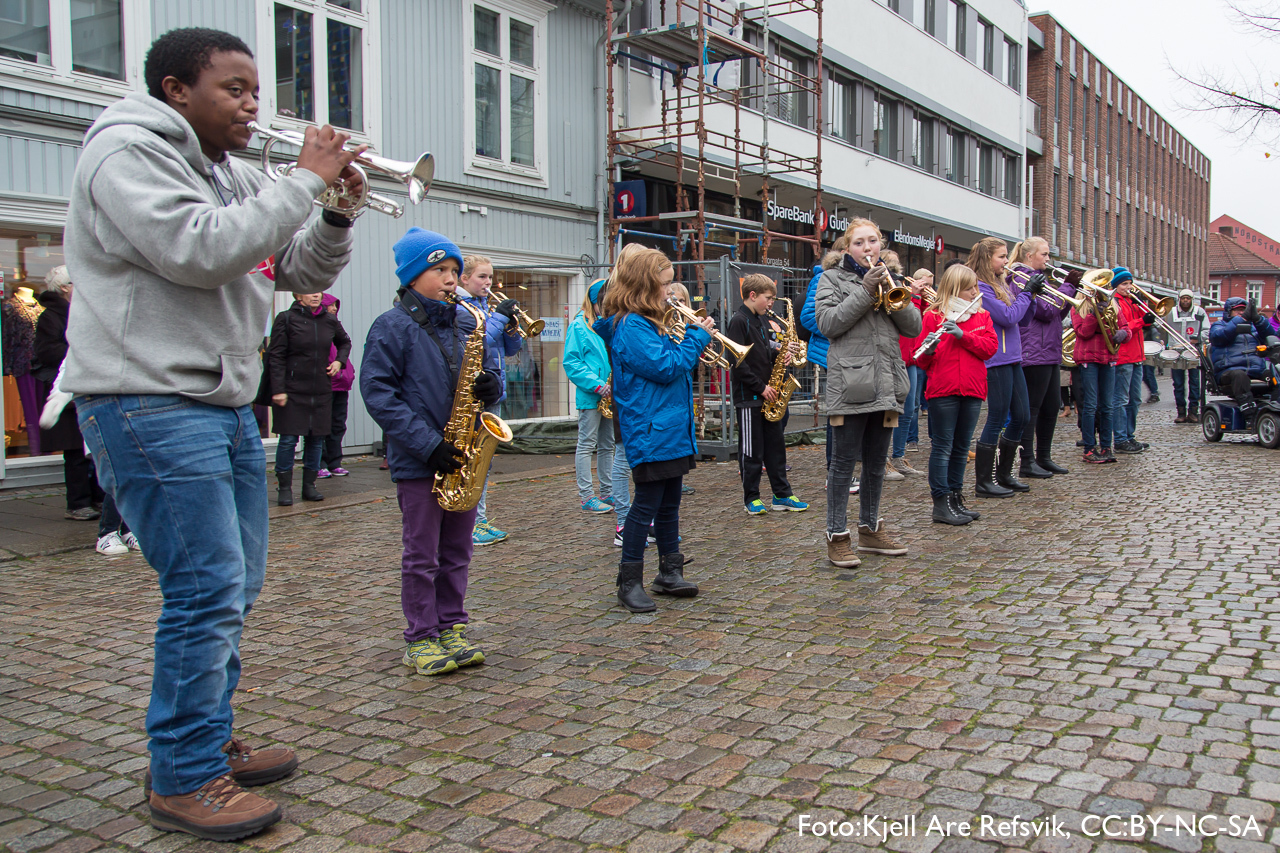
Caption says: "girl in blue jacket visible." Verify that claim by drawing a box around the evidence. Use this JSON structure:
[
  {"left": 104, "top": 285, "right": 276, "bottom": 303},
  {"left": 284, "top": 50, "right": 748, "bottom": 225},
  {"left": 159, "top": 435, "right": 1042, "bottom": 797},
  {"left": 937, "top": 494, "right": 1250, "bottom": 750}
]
[{"left": 596, "top": 246, "right": 714, "bottom": 613}]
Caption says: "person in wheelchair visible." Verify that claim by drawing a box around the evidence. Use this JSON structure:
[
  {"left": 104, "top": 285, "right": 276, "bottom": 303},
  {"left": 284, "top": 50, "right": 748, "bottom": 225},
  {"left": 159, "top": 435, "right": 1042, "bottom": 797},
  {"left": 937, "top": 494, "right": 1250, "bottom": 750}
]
[{"left": 1208, "top": 297, "right": 1280, "bottom": 418}]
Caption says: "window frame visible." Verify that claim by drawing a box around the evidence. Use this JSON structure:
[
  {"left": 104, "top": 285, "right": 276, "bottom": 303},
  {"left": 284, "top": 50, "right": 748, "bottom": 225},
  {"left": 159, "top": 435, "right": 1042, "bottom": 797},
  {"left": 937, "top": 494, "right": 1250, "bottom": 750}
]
[
  {"left": 0, "top": 0, "right": 150, "bottom": 104},
  {"left": 256, "top": 0, "right": 382, "bottom": 145},
  {"left": 463, "top": 0, "right": 553, "bottom": 187}
]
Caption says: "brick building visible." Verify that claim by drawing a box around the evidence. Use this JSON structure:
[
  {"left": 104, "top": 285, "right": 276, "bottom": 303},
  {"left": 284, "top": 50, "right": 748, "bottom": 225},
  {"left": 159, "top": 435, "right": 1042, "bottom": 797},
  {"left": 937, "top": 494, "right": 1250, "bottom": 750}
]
[
  {"left": 1208, "top": 231, "right": 1280, "bottom": 319},
  {"left": 1025, "top": 14, "right": 1210, "bottom": 296},
  {"left": 1211, "top": 215, "right": 1280, "bottom": 268}
]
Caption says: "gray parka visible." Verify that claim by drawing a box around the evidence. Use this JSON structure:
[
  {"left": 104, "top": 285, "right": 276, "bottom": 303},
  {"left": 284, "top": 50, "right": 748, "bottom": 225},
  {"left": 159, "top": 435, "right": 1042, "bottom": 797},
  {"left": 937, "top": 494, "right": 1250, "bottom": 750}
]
[{"left": 815, "top": 260, "right": 923, "bottom": 416}]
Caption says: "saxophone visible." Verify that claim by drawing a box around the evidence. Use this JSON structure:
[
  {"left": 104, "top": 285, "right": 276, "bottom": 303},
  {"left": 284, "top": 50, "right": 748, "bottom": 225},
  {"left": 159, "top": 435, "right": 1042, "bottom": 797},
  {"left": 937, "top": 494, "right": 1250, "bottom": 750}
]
[
  {"left": 762, "top": 297, "right": 806, "bottom": 423},
  {"left": 597, "top": 372, "right": 613, "bottom": 419},
  {"left": 433, "top": 295, "right": 515, "bottom": 511}
]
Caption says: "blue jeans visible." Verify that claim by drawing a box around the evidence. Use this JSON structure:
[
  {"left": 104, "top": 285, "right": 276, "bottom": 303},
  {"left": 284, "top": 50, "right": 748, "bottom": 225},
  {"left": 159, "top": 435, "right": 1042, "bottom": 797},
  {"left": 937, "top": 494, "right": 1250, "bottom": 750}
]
[
  {"left": 1112, "top": 363, "right": 1143, "bottom": 444},
  {"left": 1171, "top": 368, "right": 1201, "bottom": 413},
  {"left": 891, "top": 364, "right": 924, "bottom": 457},
  {"left": 926, "top": 395, "right": 982, "bottom": 497},
  {"left": 1076, "top": 363, "right": 1115, "bottom": 449},
  {"left": 75, "top": 395, "right": 268, "bottom": 797},
  {"left": 611, "top": 442, "right": 631, "bottom": 527},
  {"left": 1143, "top": 364, "right": 1159, "bottom": 395},
  {"left": 979, "top": 364, "right": 1030, "bottom": 445},
  {"left": 575, "top": 407, "right": 615, "bottom": 502},
  {"left": 275, "top": 434, "right": 323, "bottom": 474}
]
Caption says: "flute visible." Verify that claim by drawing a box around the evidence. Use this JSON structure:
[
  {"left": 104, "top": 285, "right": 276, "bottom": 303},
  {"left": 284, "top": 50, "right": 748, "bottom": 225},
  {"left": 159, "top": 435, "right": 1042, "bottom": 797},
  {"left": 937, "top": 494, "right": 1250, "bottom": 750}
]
[{"left": 912, "top": 293, "right": 985, "bottom": 360}]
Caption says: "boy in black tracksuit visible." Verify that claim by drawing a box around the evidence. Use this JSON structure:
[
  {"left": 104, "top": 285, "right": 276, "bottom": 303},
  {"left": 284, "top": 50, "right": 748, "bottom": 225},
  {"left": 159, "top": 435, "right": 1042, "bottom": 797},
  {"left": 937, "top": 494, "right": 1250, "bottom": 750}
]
[{"left": 727, "top": 274, "right": 807, "bottom": 514}]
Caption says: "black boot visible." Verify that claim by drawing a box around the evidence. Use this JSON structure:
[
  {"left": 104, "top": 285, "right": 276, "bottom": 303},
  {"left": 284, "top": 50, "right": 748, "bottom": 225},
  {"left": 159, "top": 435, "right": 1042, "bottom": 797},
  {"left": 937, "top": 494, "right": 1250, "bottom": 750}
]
[
  {"left": 617, "top": 562, "right": 656, "bottom": 612},
  {"left": 996, "top": 437, "right": 1030, "bottom": 492},
  {"left": 651, "top": 552, "right": 699, "bottom": 597},
  {"left": 276, "top": 471, "right": 293, "bottom": 507},
  {"left": 950, "top": 491, "right": 980, "bottom": 520},
  {"left": 1018, "top": 446, "right": 1053, "bottom": 479},
  {"left": 932, "top": 492, "right": 971, "bottom": 525},
  {"left": 301, "top": 468, "right": 324, "bottom": 502},
  {"left": 974, "top": 442, "right": 1012, "bottom": 498},
  {"left": 1037, "top": 451, "right": 1069, "bottom": 475}
]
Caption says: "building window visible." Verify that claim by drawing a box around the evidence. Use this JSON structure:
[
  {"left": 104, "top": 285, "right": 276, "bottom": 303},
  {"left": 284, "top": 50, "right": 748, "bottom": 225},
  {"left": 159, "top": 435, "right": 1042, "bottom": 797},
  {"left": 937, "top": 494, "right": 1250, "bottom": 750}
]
[
  {"left": 267, "top": 0, "right": 374, "bottom": 133},
  {"left": 466, "top": 0, "right": 549, "bottom": 183},
  {"left": 1247, "top": 280, "right": 1263, "bottom": 304},
  {"left": 981, "top": 20, "right": 995, "bottom": 74},
  {"left": 924, "top": 0, "right": 937, "bottom": 36},
  {"left": 948, "top": 129, "right": 964, "bottom": 184},
  {"left": 0, "top": 0, "right": 143, "bottom": 91},
  {"left": 911, "top": 115, "right": 923, "bottom": 167},
  {"left": 1208, "top": 279, "right": 1220, "bottom": 302},
  {"left": 1005, "top": 39, "right": 1020, "bottom": 91},
  {"left": 1003, "top": 153, "right": 1018, "bottom": 203},
  {"left": 979, "top": 144, "right": 994, "bottom": 195},
  {"left": 769, "top": 49, "right": 801, "bottom": 127},
  {"left": 826, "top": 76, "right": 852, "bottom": 142},
  {"left": 950, "top": 0, "right": 966, "bottom": 55}
]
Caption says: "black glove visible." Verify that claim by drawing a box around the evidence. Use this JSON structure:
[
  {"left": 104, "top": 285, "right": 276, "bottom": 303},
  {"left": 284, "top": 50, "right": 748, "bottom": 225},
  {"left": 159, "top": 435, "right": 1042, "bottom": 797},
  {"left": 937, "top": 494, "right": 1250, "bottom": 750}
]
[
  {"left": 492, "top": 298, "right": 519, "bottom": 325},
  {"left": 427, "top": 441, "right": 464, "bottom": 474},
  {"left": 1025, "top": 273, "right": 1047, "bottom": 295},
  {"left": 1245, "top": 299, "right": 1260, "bottom": 323},
  {"left": 473, "top": 369, "right": 502, "bottom": 405},
  {"left": 1143, "top": 312, "right": 1156, "bottom": 326},
  {"left": 1064, "top": 269, "right": 1084, "bottom": 287}
]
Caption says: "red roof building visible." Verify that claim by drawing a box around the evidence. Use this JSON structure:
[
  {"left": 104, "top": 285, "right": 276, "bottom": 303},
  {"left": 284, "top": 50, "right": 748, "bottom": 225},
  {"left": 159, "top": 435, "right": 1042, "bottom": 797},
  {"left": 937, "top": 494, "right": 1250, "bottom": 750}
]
[
  {"left": 1210, "top": 215, "right": 1280, "bottom": 268},
  {"left": 1208, "top": 231, "right": 1280, "bottom": 318}
]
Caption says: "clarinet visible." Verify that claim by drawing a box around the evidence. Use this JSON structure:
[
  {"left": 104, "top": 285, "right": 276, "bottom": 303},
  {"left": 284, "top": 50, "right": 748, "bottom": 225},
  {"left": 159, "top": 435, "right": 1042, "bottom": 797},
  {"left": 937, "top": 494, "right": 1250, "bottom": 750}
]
[{"left": 913, "top": 293, "right": 985, "bottom": 361}]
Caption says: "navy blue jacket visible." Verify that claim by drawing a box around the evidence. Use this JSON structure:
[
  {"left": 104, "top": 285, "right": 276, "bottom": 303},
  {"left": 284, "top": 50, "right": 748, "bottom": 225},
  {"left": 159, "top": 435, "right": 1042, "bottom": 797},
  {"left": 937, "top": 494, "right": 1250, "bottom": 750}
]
[
  {"left": 799, "top": 267, "right": 830, "bottom": 369},
  {"left": 1209, "top": 314, "right": 1273, "bottom": 380},
  {"left": 361, "top": 293, "right": 477, "bottom": 482},
  {"left": 593, "top": 312, "right": 710, "bottom": 466}
]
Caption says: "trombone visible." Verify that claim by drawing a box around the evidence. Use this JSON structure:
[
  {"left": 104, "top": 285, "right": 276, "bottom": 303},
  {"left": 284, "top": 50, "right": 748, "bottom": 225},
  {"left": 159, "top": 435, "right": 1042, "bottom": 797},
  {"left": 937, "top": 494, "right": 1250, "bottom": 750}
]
[
  {"left": 488, "top": 289, "right": 544, "bottom": 338},
  {"left": 663, "top": 298, "right": 752, "bottom": 370},
  {"left": 249, "top": 122, "right": 434, "bottom": 218},
  {"left": 1130, "top": 282, "right": 1176, "bottom": 317}
]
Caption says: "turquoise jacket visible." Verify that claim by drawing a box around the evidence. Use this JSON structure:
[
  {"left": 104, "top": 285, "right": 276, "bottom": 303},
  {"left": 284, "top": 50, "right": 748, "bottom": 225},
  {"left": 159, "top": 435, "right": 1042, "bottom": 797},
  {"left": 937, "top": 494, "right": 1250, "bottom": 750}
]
[{"left": 563, "top": 310, "right": 611, "bottom": 410}]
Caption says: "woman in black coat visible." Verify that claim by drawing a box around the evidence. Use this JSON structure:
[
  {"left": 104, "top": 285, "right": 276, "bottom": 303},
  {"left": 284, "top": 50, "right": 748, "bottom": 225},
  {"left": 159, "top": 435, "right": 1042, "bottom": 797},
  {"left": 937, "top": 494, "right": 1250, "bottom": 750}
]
[
  {"left": 32, "top": 266, "right": 103, "bottom": 520},
  {"left": 267, "top": 292, "right": 352, "bottom": 505}
]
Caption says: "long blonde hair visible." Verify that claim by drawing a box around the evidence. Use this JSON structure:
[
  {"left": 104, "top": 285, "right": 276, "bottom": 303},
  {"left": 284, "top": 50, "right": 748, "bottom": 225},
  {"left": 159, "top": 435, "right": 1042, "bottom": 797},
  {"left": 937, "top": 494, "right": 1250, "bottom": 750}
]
[
  {"left": 1009, "top": 236, "right": 1048, "bottom": 266},
  {"left": 821, "top": 234, "right": 851, "bottom": 270},
  {"left": 927, "top": 265, "right": 978, "bottom": 317},
  {"left": 967, "top": 237, "right": 1011, "bottom": 304},
  {"left": 669, "top": 281, "right": 691, "bottom": 308},
  {"left": 602, "top": 245, "right": 672, "bottom": 324}
]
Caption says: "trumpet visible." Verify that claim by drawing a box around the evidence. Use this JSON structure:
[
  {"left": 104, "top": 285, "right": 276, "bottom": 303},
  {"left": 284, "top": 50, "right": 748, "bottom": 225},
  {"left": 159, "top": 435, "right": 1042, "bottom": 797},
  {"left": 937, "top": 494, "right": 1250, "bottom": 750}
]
[
  {"left": 663, "top": 298, "right": 752, "bottom": 370},
  {"left": 864, "top": 256, "right": 912, "bottom": 312},
  {"left": 488, "top": 290, "right": 544, "bottom": 338},
  {"left": 1023, "top": 271, "right": 1087, "bottom": 311},
  {"left": 249, "top": 122, "right": 434, "bottom": 218},
  {"left": 664, "top": 305, "right": 707, "bottom": 343}
]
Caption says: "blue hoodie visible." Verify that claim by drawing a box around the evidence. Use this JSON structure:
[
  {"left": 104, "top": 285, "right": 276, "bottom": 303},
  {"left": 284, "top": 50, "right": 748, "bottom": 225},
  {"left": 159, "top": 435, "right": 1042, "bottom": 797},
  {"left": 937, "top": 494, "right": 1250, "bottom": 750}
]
[
  {"left": 799, "top": 266, "right": 830, "bottom": 369},
  {"left": 564, "top": 310, "right": 611, "bottom": 410}
]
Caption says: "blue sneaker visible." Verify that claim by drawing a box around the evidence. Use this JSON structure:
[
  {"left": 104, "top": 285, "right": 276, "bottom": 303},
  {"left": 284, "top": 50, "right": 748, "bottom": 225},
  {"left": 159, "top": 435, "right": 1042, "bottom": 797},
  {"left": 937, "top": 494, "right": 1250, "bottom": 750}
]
[
  {"left": 582, "top": 497, "right": 613, "bottom": 514},
  {"left": 745, "top": 499, "right": 768, "bottom": 515},
  {"left": 472, "top": 522, "right": 508, "bottom": 546},
  {"left": 601, "top": 495, "right": 617, "bottom": 507},
  {"left": 772, "top": 495, "right": 809, "bottom": 512}
]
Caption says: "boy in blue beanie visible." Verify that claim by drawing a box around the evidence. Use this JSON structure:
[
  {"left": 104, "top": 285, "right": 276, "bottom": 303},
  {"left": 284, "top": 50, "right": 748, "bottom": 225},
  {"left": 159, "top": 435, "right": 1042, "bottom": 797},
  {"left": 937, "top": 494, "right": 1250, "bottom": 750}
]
[{"left": 360, "top": 227, "right": 504, "bottom": 676}]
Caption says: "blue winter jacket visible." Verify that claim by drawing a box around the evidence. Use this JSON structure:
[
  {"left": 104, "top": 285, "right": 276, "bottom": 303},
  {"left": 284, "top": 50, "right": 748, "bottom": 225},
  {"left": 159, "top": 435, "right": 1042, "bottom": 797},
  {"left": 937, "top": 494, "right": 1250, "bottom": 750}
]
[
  {"left": 592, "top": 312, "right": 711, "bottom": 467},
  {"left": 457, "top": 293, "right": 522, "bottom": 404},
  {"left": 799, "top": 266, "right": 831, "bottom": 369},
  {"left": 563, "top": 310, "right": 611, "bottom": 410},
  {"left": 361, "top": 294, "right": 476, "bottom": 482},
  {"left": 1209, "top": 314, "right": 1274, "bottom": 379}
]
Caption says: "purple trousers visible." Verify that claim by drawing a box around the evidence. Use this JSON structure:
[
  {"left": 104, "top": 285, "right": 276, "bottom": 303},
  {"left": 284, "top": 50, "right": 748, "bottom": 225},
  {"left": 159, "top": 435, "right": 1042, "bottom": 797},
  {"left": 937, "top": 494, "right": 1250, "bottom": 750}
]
[
  {"left": 396, "top": 477, "right": 476, "bottom": 643},
  {"left": 16, "top": 374, "right": 44, "bottom": 456}
]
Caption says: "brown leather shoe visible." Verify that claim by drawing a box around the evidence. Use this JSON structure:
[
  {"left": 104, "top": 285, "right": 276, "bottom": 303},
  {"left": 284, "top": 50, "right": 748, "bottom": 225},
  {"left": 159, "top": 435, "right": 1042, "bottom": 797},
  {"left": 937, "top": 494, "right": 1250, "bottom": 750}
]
[
  {"left": 826, "top": 531, "right": 861, "bottom": 568},
  {"left": 857, "top": 519, "right": 908, "bottom": 556},
  {"left": 145, "top": 738, "right": 298, "bottom": 797},
  {"left": 150, "top": 773, "right": 281, "bottom": 841},
  {"left": 223, "top": 737, "right": 298, "bottom": 787}
]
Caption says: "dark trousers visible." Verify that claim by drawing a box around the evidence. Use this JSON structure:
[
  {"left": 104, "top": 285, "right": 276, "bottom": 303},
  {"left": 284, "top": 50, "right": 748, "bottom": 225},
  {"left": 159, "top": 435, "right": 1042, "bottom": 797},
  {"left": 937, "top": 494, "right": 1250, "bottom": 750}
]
[
  {"left": 64, "top": 445, "right": 103, "bottom": 510},
  {"left": 1021, "top": 364, "right": 1061, "bottom": 458},
  {"left": 1221, "top": 370, "right": 1255, "bottom": 407},
  {"left": 826, "top": 413, "right": 893, "bottom": 534},
  {"left": 926, "top": 395, "right": 983, "bottom": 497},
  {"left": 621, "top": 476, "right": 682, "bottom": 563},
  {"left": 98, "top": 493, "right": 131, "bottom": 538},
  {"left": 396, "top": 477, "right": 476, "bottom": 643},
  {"left": 737, "top": 405, "right": 791, "bottom": 504},
  {"left": 979, "top": 364, "right": 1030, "bottom": 444},
  {"left": 323, "top": 391, "right": 349, "bottom": 469},
  {"left": 1171, "top": 368, "right": 1201, "bottom": 413}
]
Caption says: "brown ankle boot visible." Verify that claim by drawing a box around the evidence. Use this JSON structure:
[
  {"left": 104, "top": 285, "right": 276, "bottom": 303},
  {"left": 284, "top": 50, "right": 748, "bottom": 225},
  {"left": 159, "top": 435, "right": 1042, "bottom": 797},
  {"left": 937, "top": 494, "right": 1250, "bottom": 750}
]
[
  {"left": 149, "top": 774, "right": 282, "bottom": 841},
  {"left": 826, "top": 531, "right": 861, "bottom": 567},
  {"left": 857, "top": 519, "right": 908, "bottom": 555},
  {"left": 223, "top": 738, "right": 298, "bottom": 787}
]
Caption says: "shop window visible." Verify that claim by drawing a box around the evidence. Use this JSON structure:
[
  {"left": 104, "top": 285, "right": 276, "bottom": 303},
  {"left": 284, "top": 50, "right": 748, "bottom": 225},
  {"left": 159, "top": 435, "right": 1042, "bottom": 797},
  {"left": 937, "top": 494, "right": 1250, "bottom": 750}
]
[
  {"left": 492, "top": 271, "right": 569, "bottom": 420},
  {"left": 466, "top": 0, "right": 549, "bottom": 184},
  {"left": 0, "top": 0, "right": 141, "bottom": 94},
  {"left": 263, "top": 0, "right": 375, "bottom": 134},
  {"left": 2, "top": 227, "right": 65, "bottom": 459}
]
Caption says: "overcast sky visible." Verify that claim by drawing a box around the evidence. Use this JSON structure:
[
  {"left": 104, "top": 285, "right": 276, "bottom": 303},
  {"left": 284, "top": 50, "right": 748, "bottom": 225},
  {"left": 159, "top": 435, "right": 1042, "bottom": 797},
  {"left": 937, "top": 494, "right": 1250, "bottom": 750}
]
[{"left": 1036, "top": 0, "right": 1280, "bottom": 242}]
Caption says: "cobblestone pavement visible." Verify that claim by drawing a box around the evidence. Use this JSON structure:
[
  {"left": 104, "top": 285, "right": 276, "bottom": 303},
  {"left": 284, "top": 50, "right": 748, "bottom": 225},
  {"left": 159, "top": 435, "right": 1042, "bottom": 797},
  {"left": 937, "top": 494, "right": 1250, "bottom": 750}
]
[{"left": 3, "top": 408, "right": 1279, "bottom": 853}]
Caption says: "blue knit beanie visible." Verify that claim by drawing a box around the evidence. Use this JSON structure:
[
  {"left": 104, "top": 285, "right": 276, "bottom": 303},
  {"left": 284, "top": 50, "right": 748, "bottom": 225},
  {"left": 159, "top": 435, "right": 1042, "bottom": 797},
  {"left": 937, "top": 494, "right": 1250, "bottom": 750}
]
[
  {"left": 394, "top": 228, "right": 464, "bottom": 289},
  {"left": 1110, "top": 266, "right": 1133, "bottom": 287},
  {"left": 587, "top": 279, "right": 607, "bottom": 305}
]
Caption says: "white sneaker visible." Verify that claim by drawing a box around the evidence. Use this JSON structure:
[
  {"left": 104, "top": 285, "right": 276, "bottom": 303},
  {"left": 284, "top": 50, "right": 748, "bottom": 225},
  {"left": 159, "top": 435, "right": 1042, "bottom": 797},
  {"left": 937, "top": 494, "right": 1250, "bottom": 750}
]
[
  {"left": 96, "top": 532, "right": 129, "bottom": 556},
  {"left": 122, "top": 532, "right": 141, "bottom": 552},
  {"left": 883, "top": 464, "right": 905, "bottom": 481},
  {"left": 849, "top": 479, "right": 860, "bottom": 494}
]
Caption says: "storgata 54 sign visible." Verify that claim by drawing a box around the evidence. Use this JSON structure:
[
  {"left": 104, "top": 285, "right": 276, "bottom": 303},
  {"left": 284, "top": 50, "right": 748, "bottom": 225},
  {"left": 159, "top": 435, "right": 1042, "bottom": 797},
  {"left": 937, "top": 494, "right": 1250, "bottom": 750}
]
[{"left": 766, "top": 201, "right": 851, "bottom": 234}]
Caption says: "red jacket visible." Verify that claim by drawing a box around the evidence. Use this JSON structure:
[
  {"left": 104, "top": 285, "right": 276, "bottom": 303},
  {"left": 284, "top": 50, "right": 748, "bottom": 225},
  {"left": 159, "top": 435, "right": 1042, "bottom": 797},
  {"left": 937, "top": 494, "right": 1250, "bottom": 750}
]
[
  {"left": 1113, "top": 295, "right": 1147, "bottom": 366},
  {"left": 1071, "top": 309, "right": 1116, "bottom": 365},
  {"left": 916, "top": 309, "right": 999, "bottom": 399},
  {"left": 898, "top": 295, "right": 930, "bottom": 367}
]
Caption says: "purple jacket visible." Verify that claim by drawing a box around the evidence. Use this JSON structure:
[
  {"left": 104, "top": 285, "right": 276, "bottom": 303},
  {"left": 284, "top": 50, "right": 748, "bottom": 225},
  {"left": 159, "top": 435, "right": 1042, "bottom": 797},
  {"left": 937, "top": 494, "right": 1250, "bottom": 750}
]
[
  {"left": 978, "top": 277, "right": 1033, "bottom": 368},
  {"left": 1008, "top": 262, "right": 1075, "bottom": 367},
  {"left": 321, "top": 293, "right": 355, "bottom": 393}
]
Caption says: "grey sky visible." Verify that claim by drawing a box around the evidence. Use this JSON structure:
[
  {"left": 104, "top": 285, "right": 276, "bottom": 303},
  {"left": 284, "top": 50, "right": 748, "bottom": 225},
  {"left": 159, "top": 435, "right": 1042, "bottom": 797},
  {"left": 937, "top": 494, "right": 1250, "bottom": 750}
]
[{"left": 1038, "top": 0, "right": 1280, "bottom": 247}]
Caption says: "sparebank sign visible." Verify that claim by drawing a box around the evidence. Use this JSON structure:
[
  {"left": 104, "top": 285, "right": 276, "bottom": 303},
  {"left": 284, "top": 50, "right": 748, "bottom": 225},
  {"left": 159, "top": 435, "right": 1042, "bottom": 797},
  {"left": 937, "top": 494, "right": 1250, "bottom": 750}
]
[{"left": 766, "top": 201, "right": 851, "bottom": 234}]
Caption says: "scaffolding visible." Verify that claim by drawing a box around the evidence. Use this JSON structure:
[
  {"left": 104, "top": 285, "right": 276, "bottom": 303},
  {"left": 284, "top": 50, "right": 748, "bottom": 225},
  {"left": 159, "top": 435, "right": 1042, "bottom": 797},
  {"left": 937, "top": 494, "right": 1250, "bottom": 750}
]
[{"left": 604, "top": 0, "right": 825, "bottom": 289}]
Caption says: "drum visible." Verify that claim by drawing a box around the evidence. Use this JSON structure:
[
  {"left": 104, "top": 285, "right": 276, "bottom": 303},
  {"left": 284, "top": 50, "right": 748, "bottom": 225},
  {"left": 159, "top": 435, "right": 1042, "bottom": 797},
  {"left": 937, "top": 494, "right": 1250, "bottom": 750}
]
[
  {"left": 1157, "top": 347, "right": 1197, "bottom": 370},
  {"left": 1143, "top": 341, "right": 1164, "bottom": 358}
]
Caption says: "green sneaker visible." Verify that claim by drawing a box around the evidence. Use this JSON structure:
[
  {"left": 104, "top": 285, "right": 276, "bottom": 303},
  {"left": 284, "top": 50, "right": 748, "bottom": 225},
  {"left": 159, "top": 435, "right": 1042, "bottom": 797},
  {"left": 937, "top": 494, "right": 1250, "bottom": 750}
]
[
  {"left": 438, "top": 624, "right": 485, "bottom": 668},
  {"left": 403, "top": 639, "right": 459, "bottom": 676}
]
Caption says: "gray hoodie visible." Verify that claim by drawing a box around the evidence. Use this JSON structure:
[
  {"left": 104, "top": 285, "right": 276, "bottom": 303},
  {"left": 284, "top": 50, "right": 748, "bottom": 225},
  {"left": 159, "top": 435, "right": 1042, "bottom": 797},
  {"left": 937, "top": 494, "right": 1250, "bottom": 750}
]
[{"left": 62, "top": 93, "right": 353, "bottom": 408}]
